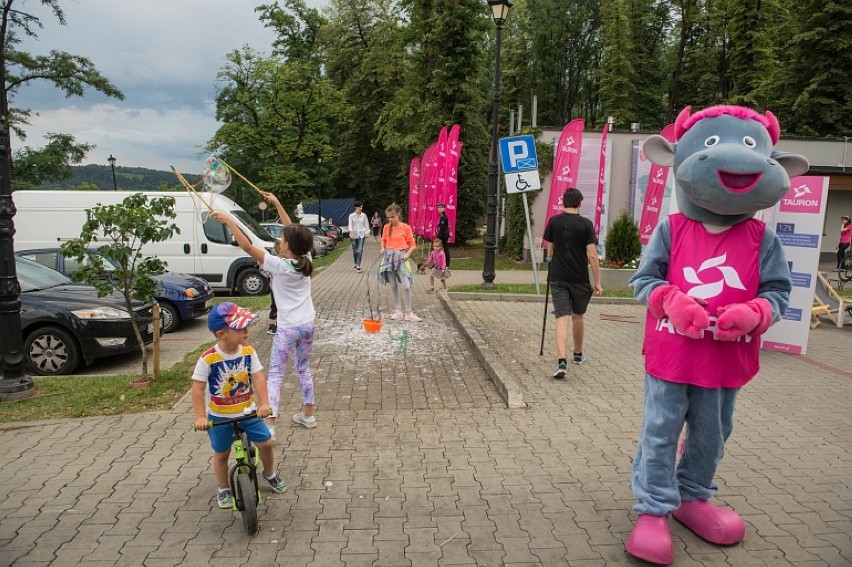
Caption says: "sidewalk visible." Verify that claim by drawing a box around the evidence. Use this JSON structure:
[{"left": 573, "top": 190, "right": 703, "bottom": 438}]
[{"left": 1, "top": 238, "right": 850, "bottom": 566}]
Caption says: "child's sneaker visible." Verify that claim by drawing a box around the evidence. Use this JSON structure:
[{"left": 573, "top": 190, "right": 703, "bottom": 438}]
[
  {"left": 263, "top": 472, "right": 287, "bottom": 493},
  {"left": 293, "top": 412, "right": 317, "bottom": 428},
  {"left": 267, "top": 324, "right": 277, "bottom": 335},
  {"left": 553, "top": 361, "right": 568, "bottom": 379},
  {"left": 573, "top": 352, "right": 586, "bottom": 365},
  {"left": 217, "top": 487, "right": 233, "bottom": 509},
  {"left": 404, "top": 312, "right": 422, "bottom": 322},
  {"left": 389, "top": 309, "right": 404, "bottom": 320},
  {"left": 426, "top": 287, "right": 435, "bottom": 293}
]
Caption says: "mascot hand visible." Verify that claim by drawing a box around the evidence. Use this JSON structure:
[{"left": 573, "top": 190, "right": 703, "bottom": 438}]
[
  {"left": 715, "top": 298, "right": 773, "bottom": 341},
  {"left": 648, "top": 285, "right": 709, "bottom": 339}
]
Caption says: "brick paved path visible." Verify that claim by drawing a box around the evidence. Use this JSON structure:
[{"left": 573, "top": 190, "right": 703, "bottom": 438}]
[{"left": 1, "top": 238, "right": 850, "bottom": 566}]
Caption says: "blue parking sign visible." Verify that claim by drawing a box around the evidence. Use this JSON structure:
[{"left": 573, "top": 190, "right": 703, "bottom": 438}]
[{"left": 499, "top": 135, "right": 538, "bottom": 173}]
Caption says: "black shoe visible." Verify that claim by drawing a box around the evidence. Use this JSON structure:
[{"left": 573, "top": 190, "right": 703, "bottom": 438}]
[{"left": 267, "top": 325, "right": 277, "bottom": 335}]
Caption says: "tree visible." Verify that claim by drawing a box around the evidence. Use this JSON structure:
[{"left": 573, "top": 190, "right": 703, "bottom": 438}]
[
  {"left": 604, "top": 209, "right": 641, "bottom": 265},
  {"left": 59, "top": 194, "right": 179, "bottom": 384},
  {"left": 1, "top": 0, "right": 124, "bottom": 164},
  {"left": 11, "top": 132, "right": 92, "bottom": 189}
]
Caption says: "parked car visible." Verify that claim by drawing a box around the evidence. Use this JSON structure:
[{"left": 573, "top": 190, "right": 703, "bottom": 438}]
[
  {"left": 15, "top": 248, "right": 214, "bottom": 333},
  {"left": 305, "top": 225, "right": 337, "bottom": 249},
  {"left": 261, "top": 223, "right": 329, "bottom": 257},
  {"left": 15, "top": 256, "right": 156, "bottom": 376},
  {"left": 321, "top": 223, "right": 344, "bottom": 241}
]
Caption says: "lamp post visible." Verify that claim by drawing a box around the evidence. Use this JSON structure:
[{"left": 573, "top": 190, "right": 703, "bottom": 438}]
[
  {"left": 482, "top": 0, "right": 512, "bottom": 288},
  {"left": 317, "top": 155, "right": 323, "bottom": 226},
  {"left": 0, "top": 110, "right": 33, "bottom": 398},
  {"left": 108, "top": 154, "right": 117, "bottom": 191}
]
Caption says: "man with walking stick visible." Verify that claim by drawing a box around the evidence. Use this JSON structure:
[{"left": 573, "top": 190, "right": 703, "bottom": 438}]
[{"left": 542, "top": 188, "right": 603, "bottom": 378}]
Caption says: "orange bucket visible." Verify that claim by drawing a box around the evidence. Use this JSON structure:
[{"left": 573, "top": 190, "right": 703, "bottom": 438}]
[{"left": 362, "top": 318, "right": 383, "bottom": 333}]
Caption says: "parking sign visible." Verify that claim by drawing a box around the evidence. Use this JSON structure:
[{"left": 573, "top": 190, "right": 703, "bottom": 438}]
[{"left": 499, "top": 135, "right": 538, "bottom": 173}]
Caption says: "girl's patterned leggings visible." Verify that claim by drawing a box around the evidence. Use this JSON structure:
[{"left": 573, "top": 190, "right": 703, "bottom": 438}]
[{"left": 267, "top": 320, "right": 315, "bottom": 417}]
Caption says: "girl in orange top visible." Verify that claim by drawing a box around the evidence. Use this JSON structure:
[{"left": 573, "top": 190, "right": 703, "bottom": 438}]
[{"left": 379, "top": 203, "right": 422, "bottom": 322}]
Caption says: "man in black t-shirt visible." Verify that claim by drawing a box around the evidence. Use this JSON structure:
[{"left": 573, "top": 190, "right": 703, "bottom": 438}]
[
  {"left": 542, "top": 187, "right": 603, "bottom": 378},
  {"left": 436, "top": 203, "right": 451, "bottom": 267}
]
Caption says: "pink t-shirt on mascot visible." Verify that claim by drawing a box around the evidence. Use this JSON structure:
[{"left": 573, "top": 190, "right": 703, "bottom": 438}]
[{"left": 624, "top": 105, "right": 809, "bottom": 566}]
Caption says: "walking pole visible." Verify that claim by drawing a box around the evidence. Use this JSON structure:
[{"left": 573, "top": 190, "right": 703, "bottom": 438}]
[{"left": 539, "top": 263, "right": 550, "bottom": 356}]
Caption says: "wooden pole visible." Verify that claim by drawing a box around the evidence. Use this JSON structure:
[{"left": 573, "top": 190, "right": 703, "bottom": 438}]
[{"left": 152, "top": 303, "right": 161, "bottom": 381}]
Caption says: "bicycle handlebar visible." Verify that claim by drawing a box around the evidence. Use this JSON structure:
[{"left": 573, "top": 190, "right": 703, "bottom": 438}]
[{"left": 193, "top": 405, "right": 260, "bottom": 431}]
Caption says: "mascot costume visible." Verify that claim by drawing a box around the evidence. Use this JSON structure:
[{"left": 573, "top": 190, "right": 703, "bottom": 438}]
[{"left": 625, "top": 105, "right": 809, "bottom": 565}]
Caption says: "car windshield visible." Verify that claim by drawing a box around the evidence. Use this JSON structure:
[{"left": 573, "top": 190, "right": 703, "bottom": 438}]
[
  {"left": 232, "top": 210, "right": 274, "bottom": 241},
  {"left": 16, "top": 257, "right": 75, "bottom": 292}
]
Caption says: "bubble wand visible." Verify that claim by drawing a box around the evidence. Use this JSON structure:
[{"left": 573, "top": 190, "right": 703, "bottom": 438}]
[
  {"left": 211, "top": 156, "right": 265, "bottom": 197},
  {"left": 170, "top": 165, "right": 214, "bottom": 212}
]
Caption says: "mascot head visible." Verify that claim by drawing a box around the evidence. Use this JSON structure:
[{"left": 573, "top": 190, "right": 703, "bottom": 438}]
[{"left": 643, "top": 105, "right": 809, "bottom": 226}]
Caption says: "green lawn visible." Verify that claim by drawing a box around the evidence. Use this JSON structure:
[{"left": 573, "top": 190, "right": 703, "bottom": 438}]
[{"left": 418, "top": 238, "right": 535, "bottom": 271}]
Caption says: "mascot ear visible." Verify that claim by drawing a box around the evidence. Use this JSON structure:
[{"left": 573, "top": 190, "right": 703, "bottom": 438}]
[
  {"left": 642, "top": 135, "right": 675, "bottom": 167},
  {"left": 771, "top": 151, "right": 810, "bottom": 178}
]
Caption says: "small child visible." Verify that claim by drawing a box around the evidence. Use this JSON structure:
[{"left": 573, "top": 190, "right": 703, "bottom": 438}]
[
  {"left": 421, "top": 239, "right": 450, "bottom": 292},
  {"left": 192, "top": 302, "right": 286, "bottom": 509}
]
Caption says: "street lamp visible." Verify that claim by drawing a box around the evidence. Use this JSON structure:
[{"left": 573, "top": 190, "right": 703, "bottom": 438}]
[
  {"left": 482, "top": 0, "right": 512, "bottom": 288},
  {"left": 317, "top": 155, "right": 323, "bottom": 227},
  {"left": 0, "top": 118, "right": 33, "bottom": 398},
  {"left": 108, "top": 154, "right": 117, "bottom": 191}
]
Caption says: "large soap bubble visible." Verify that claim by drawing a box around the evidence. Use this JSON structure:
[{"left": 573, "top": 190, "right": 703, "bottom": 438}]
[{"left": 203, "top": 156, "right": 232, "bottom": 193}]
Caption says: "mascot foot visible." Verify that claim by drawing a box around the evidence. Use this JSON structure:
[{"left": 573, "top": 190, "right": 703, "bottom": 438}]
[
  {"left": 672, "top": 500, "right": 745, "bottom": 545},
  {"left": 625, "top": 515, "right": 674, "bottom": 565}
]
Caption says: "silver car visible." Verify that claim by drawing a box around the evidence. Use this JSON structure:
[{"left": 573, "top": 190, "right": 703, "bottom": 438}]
[{"left": 261, "top": 223, "right": 329, "bottom": 257}]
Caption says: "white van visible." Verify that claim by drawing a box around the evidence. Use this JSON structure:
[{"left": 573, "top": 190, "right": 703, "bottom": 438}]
[{"left": 12, "top": 190, "right": 275, "bottom": 296}]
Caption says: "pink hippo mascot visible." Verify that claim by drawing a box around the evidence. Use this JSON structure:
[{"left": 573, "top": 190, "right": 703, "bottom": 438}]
[{"left": 624, "top": 105, "right": 809, "bottom": 565}]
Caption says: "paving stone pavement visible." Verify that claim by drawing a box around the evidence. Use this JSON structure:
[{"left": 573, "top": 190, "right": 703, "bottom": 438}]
[{"left": 1, "top": 238, "right": 851, "bottom": 566}]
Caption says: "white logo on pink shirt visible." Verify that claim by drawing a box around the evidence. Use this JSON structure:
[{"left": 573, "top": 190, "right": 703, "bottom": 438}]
[{"left": 683, "top": 253, "right": 746, "bottom": 300}]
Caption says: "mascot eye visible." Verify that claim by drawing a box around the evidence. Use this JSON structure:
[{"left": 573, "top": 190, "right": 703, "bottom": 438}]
[
  {"left": 704, "top": 135, "right": 720, "bottom": 147},
  {"left": 743, "top": 136, "right": 757, "bottom": 148}
]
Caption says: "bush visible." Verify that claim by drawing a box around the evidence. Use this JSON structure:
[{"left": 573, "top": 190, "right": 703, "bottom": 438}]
[{"left": 604, "top": 210, "right": 641, "bottom": 266}]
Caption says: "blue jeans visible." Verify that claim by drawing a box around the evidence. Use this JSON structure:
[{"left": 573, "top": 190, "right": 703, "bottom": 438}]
[
  {"left": 632, "top": 374, "right": 738, "bottom": 516},
  {"left": 351, "top": 237, "right": 365, "bottom": 266}
]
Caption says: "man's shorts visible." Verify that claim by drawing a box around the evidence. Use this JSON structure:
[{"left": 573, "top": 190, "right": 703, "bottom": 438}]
[
  {"left": 550, "top": 281, "right": 593, "bottom": 318},
  {"left": 207, "top": 415, "right": 271, "bottom": 453}
]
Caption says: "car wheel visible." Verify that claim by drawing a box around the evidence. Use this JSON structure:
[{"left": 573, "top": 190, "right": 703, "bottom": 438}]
[
  {"left": 158, "top": 302, "right": 181, "bottom": 334},
  {"left": 236, "top": 268, "right": 269, "bottom": 296},
  {"left": 25, "top": 326, "right": 82, "bottom": 376}
]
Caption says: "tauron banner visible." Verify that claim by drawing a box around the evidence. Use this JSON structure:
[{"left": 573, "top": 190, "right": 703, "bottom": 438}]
[
  {"left": 427, "top": 127, "right": 448, "bottom": 240},
  {"left": 446, "top": 125, "right": 461, "bottom": 243},
  {"left": 594, "top": 122, "right": 609, "bottom": 238},
  {"left": 545, "top": 119, "right": 585, "bottom": 239},
  {"left": 408, "top": 156, "right": 421, "bottom": 235},
  {"left": 638, "top": 124, "right": 676, "bottom": 245}
]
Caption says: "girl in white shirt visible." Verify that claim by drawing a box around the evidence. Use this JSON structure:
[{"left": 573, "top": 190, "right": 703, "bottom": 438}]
[{"left": 212, "top": 192, "right": 318, "bottom": 434}]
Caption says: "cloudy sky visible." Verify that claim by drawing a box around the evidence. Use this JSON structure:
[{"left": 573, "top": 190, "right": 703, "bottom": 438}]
[{"left": 15, "top": 0, "right": 326, "bottom": 175}]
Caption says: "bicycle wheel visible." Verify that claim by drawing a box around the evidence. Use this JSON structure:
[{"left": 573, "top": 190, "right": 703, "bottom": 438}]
[{"left": 236, "top": 472, "right": 258, "bottom": 535}]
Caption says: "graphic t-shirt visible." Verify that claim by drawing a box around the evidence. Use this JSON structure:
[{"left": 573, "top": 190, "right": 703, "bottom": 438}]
[{"left": 192, "top": 344, "right": 264, "bottom": 417}]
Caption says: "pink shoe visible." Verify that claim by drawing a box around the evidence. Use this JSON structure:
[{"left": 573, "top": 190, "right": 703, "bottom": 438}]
[
  {"left": 389, "top": 310, "right": 403, "bottom": 320},
  {"left": 673, "top": 499, "right": 745, "bottom": 545},
  {"left": 403, "top": 312, "right": 422, "bottom": 322},
  {"left": 625, "top": 515, "right": 674, "bottom": 565}
]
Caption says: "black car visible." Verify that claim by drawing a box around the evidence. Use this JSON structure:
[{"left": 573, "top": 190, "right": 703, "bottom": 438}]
[
  {"left": 16, "top": 248, "right": 214, "bottom": 333},
  {"left": 16, "top": 256, "right": 155, "bottom": 376}
]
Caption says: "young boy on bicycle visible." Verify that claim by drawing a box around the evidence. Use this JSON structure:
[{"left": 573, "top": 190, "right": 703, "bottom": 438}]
[{"left": 192, "top": 302, "right": 287, "bottom": 508}]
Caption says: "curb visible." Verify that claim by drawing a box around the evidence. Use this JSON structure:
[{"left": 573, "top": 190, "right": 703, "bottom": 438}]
[{"left": 437, "top": 291, "right": 527, "bottom": 409}]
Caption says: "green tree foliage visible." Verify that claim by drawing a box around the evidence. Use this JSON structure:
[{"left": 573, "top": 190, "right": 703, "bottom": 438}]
[
  {"left": 599, "top": 0, "right": 638, "bottom": 126},
  {"left": 726, "top": 0, "right": 784, "bottom": 108},
  {"left": 60, "top": 194, "right": 179, "bottom": 383},
  {"left": 781, "top": 0, "right": 852, "bottom": 136},
  {"left": 604, "top": 209, "right": 641, "bottom": 264},
  {"left": 12, "top": 132, "right": 92, "bottom": 189},
  {"left": 1, "top": 0, "right": 123, "bottom": 184}
]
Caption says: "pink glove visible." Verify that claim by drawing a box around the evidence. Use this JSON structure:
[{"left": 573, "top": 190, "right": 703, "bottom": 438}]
[
  {"left": 715, "top": 298, "right": 773, "bottom": 341},
  {"left": 648, "top": 285, "right": 709, "bottom": 339}
]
